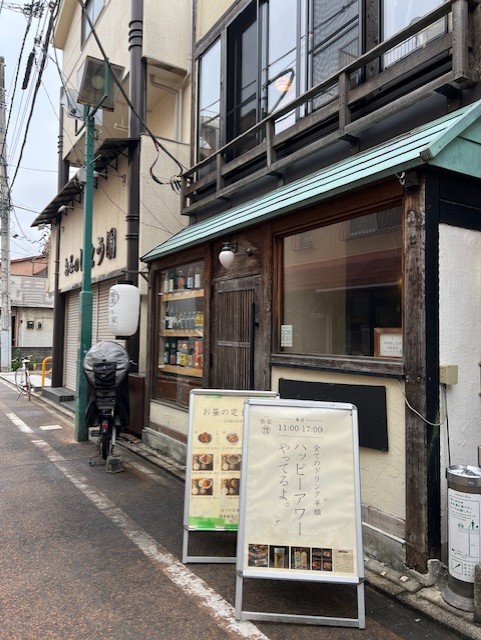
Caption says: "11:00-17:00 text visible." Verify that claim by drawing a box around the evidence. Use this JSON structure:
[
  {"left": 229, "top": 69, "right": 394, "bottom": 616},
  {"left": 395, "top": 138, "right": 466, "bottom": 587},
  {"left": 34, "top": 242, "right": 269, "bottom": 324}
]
[{"left": 278, "top": 424, "right": 324, "bottom": 433}]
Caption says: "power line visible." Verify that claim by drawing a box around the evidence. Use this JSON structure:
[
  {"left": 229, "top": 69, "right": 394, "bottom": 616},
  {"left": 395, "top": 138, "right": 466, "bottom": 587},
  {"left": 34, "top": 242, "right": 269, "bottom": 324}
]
[
  {"left": 75, "top": 0, "right": 186, "bottom": 187},
  {"left": 9, "top": 0, "right": 59, "bottom": 189},
  {"left": 1, "top": 5, "right": 33, "bottom": 160}
]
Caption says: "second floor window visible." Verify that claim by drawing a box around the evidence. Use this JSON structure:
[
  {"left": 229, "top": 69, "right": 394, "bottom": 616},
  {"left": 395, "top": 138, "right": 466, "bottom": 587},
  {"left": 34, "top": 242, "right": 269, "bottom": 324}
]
[
  {"left": 196, "top": 0, "right": 448, "bottom": 163},
  {"left": 383, "top": 0, "right": 447, "bottom": 67},
  {"left": 197, "top": 0, "right": 360, "bottom": 159},
  {"left": 81, "top": 0, "right": 104, "bottom": 44},
  {"left": 198, "top": 41, "right": 221, "bottom": 163}
]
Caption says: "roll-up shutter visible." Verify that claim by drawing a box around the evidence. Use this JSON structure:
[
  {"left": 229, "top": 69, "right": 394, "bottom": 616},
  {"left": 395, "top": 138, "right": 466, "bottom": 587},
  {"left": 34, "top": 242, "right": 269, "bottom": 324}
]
[
  {"left": 64, "top": 290, "right": 80, "bottom": 390},
  {"left": 94, "top": 280, "right": 113, "bottom": 342}
]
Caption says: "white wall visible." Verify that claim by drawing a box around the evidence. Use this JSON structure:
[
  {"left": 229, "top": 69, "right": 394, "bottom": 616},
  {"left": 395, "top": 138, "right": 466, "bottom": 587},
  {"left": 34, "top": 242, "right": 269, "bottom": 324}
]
[
  {"left": 439, "top": 224, "right": 481, "bottom": 547},
  {"left": 195, "top": 0, "right": 234, "bottom": 40},
  {"left": 15, "top": 308, "right": 54, "bottom": 349}
]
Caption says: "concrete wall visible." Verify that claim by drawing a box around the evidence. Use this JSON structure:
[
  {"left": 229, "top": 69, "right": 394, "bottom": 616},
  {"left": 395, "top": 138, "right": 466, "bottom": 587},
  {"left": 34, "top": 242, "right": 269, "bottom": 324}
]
[
  {"left": 195, "top": 0, "right": 234, "bottom": 40},
  {"left": 144, "top": 0, "right": 191, "bottom": 72},
  {"left": 14, "top": 307, "right": 54, "bottom": 349},
  {"left": 438, "top": 224, "right": 481, "bottom": 552}
]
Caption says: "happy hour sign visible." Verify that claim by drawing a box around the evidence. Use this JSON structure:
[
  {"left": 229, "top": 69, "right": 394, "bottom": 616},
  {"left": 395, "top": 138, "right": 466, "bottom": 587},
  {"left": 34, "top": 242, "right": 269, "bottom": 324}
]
[{"left": 237, "top": 399, "right": 363, "bottom": 582}]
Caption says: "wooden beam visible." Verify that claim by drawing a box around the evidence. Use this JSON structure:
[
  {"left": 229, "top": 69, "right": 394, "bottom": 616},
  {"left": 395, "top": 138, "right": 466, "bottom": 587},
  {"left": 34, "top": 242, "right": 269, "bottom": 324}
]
[{"left": 403, "top": 176, "right": 430, "bottom": 572}]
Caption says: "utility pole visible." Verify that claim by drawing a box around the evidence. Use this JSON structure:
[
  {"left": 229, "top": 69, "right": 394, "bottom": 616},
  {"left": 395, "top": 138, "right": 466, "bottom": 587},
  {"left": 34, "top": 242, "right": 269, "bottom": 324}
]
[{"left": 0, "top": 57, "right": 12, "bottom": 372}]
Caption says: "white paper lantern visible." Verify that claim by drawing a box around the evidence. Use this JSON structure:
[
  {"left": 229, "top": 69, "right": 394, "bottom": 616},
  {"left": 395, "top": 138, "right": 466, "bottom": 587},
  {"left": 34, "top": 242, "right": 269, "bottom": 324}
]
[{"left": 108, "top": 284, "right": 140, "bottom": 336}]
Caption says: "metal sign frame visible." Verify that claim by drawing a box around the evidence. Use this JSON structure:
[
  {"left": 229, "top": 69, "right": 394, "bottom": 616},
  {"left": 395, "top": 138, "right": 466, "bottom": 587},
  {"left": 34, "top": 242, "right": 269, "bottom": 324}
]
[
  {"left": 235, "top": 398, "right": 365, "bottom": 628},
  {"left": 182, "top": 389, "right": 278, "bottom": 564}
]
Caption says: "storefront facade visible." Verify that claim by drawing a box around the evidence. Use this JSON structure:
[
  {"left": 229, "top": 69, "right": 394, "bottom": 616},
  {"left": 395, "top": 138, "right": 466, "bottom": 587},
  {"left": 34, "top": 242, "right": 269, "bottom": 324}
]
[{"left": 142, "top": 0, "right": 481, "bottom": 573}]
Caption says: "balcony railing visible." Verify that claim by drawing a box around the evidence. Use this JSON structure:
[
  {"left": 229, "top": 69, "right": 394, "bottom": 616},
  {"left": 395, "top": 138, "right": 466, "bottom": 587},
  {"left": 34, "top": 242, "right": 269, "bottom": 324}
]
[{"left": 181, "top": 0, "right": 476, "bottom": 215}]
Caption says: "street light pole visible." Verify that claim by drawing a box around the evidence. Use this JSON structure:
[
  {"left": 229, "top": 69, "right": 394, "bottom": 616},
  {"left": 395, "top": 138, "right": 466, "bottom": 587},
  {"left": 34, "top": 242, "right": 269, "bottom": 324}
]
[
  {"left": 70, "top": 56, "right": 124, "bottom": 442},
  {"left": 0, "top": 57, "right": 11, "bottom": 372},
  {"left": 74, "top": 105, "right": 95, "bottom": 442}
]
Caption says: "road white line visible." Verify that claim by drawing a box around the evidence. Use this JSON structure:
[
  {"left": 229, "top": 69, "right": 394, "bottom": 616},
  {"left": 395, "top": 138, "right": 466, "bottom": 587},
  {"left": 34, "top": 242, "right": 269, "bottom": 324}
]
[
  {"left": 7, "top": 412, "right": 33, "bottom": 433},
  {"left": 7, "top": 412, "right": 270, "bottom": 640}
]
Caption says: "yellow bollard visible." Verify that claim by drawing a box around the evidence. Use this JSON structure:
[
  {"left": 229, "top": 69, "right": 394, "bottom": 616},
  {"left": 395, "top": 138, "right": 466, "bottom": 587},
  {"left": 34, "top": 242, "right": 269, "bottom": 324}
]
[{"left": 41, "top": 356, "right": 53, "bottom": 387}]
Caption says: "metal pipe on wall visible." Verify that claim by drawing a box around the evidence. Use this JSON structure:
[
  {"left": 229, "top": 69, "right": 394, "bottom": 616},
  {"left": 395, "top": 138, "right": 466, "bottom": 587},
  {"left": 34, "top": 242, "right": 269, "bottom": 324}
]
[
  {"left": 125, "top": 0, "right": 145, "bottom": 371},
  {"left": 51, "top": 87, "right": 69, "bottom": 387}
]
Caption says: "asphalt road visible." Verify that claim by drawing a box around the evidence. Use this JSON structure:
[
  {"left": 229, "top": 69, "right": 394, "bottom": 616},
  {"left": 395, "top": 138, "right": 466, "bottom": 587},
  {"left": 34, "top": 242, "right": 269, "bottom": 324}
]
[{"left": 0, "top": 380, "right": 467, "bottom": 640}]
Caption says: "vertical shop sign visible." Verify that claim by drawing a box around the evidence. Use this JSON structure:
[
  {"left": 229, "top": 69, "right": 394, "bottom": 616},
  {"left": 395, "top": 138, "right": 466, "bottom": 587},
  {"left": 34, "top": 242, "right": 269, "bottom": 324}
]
[{"left": 235, "top": 398, "right": 365, "bottom": 628}]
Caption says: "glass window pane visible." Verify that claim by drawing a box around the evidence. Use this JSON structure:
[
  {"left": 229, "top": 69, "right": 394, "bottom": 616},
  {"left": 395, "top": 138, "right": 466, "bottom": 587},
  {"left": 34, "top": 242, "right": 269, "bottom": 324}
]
[
  {"left": 239, "top": 21, "right": 258, "bottom": 134},
  {"left": 226, "top": 4, "right": 259, "bottom": 152},
  {"left": 198, "top": 41, "right": 221, "bottom": 163},
  {"left": 82, "top": 0, "right": 104, "bottom": 43},
  {"left": 281, "top": 208, "right": 402, "bottom": 357},
  {"left": 263, "top": 0, "right": 298, "bottom": 128},
  {"left": 383, "top": 0, "right": 446, "bottom": 67},
  {"left": 156, "top": 261, "right": 205, "bottom": 408},
  {"left": 311, "top": 0, "right": 359, "bottom": 107}
]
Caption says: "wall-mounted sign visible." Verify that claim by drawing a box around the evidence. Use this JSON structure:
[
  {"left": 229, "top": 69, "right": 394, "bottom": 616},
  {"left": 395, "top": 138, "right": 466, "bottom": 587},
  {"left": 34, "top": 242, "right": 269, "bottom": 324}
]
[
  {"left": 374, "top": 327, "right": 403, "bottom": 358},
  {"left": 235, "top": 398, "right": 365, "bottom": 628},
  {"left": 280, "top": 324, "right": 293, "bottom": 347},
  {"left": 64, "top": 228, "right": 117, "bottom": 276}
]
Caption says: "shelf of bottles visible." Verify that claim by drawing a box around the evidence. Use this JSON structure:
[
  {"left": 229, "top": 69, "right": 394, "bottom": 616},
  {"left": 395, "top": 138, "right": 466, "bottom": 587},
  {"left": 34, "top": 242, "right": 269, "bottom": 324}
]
[{"left": 158, "top": 261, "right": 204, "bottom": 378}]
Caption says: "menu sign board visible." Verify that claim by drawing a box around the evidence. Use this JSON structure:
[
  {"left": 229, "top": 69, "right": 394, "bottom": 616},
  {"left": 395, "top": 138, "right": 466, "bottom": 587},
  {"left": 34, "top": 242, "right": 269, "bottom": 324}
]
[
  {"left": 184, "top": 390, "right": 278, "bottom": 531},
  {"left": 237, "top": 399, "right": 363, "bottom": 583}
]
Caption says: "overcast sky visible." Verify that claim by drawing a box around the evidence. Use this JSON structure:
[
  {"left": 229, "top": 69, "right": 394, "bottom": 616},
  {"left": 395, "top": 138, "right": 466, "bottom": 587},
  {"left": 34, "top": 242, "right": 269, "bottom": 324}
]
[{"left": 1, "top": 4, "right": 60, "bottom": 260}]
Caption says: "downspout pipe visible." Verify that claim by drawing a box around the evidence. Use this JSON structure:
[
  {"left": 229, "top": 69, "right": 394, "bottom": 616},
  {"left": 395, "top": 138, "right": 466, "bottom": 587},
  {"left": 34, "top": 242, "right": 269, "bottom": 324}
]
[
  {"left": 51, "top": 88, "right": 70, "bottom": 387},
  {"left": 126, "top": 0, "right": 145, "bottom": 370}
]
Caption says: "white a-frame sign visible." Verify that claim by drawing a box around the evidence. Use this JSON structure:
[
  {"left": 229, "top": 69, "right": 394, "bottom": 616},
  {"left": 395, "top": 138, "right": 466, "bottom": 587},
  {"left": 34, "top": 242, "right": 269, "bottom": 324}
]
[{"left": 235, "top": 398, "right": 365, "bottom": 628}]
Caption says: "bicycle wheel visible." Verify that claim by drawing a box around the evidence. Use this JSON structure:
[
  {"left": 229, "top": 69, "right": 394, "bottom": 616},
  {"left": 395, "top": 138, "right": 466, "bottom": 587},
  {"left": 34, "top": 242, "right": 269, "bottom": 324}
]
[
  {"left": 15, "top": 368, "right": 28, "bottom": 395},
  {"left": 25, "top": 370, "right": 32, "bottom": 400},
  {"left": 100, "top": 427, "right": 111, "bottom": 460}
]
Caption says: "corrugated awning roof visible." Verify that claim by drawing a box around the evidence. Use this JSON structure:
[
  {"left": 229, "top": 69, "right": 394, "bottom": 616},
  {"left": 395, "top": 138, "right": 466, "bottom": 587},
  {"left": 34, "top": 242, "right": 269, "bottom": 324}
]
[
  {"left": 32, "top": 138, "right": 136, "bottom": 227},
  {"left": 142, "top": 100, "right": 481, "bottom": 263}
]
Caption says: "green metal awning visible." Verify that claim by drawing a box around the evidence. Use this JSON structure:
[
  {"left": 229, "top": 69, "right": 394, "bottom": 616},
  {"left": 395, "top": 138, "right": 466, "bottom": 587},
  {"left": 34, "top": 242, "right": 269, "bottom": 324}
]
[{"left": 142, "top": 100, "right": 481, "bottom": 263}]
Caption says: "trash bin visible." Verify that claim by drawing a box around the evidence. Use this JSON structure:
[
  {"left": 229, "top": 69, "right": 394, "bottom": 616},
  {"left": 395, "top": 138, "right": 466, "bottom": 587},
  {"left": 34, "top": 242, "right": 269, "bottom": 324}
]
[{"left": 442, "top": 465, "right": 481, "bottom": 612}]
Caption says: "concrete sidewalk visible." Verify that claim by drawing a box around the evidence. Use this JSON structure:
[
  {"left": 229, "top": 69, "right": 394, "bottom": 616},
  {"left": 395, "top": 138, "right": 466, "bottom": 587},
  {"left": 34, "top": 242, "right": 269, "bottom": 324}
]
[{"left": 1, "top": 371, "right": 480, "bottom": 639}]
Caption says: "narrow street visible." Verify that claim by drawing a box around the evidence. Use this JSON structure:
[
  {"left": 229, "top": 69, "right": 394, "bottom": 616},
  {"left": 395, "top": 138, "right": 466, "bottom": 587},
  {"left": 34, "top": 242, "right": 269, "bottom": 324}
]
[{"left": 0, "top": 380, "right": 467, "bottom": 640}]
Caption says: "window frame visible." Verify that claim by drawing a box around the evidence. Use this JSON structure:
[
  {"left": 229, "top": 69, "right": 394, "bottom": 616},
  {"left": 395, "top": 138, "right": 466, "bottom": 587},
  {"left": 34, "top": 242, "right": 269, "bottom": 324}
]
[
  {"left": 271, "top": 190, "right": 405, "bottom": 377},
  {"left": 81, "top": 0, "right": 105, "bottom": 45},
  {"left": 196, "top": 0, "right": 367, "bottom": 161}
]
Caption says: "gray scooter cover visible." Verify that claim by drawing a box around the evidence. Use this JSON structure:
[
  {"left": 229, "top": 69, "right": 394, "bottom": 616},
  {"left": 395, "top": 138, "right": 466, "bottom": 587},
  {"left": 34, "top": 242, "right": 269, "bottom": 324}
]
[{"left": 83, "top": 341, "right": 130, "bottom": 388}]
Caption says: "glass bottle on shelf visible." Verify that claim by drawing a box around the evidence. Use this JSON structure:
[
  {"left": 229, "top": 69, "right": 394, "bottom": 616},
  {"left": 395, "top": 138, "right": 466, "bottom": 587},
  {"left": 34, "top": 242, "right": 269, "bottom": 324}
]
[
  {"left": 177, "top": 269, "right": 185, "bottom": 290},
  {"left": 170, "top": 303, "right": 177, "bottom": 330},
  {"left": 194, "top": 266, "right": 202, "bottom": 289},
  {"left": 168, "top": 269, "right": 175, "bottom": 292},
  {"left": 186, "top": 266, "right": 194, "bottom": 289},
  {"left": 195, "top": 309, "right": 204, "bottom": 332},
  {"left": 163, "top": 339, "right": 171, "bottom": 364},
  {"left": 162, "top": 272, "right": 169, "bottom": 294},
  {"left": 165, "top": 303, "right": 171, "bottom": 329}
]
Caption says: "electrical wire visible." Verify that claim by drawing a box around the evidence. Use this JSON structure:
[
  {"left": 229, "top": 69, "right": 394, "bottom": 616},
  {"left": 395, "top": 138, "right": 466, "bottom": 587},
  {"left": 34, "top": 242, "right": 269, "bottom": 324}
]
[
  {"left": 2, "top": 7, "right": 33, "bottom": 160},
  {"left": 9, "top": 1, "right": 60, "bottom": 189},
  {"left": 96, "top": 175, "right": 181, "bottom": 237},
  {"left": 75, "top": 0, "right": 187, "bottom": 187},
  {"left": 1, "top": 2, "right": 58, "bottom": 259},
  {"left": 398, "top": 379, "right": 446, "bottom": 427}
]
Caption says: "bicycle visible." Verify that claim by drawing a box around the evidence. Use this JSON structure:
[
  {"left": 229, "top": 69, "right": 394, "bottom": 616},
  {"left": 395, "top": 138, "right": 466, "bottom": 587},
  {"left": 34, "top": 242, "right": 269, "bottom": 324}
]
[
  {"left": 15, "top": 357, "right": 32, "bottom": 400},
  {"left": 83, "top": 341, "right": 130, "bottom": 467}
]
